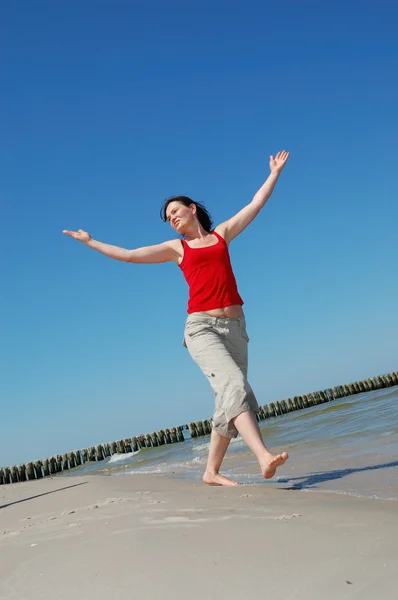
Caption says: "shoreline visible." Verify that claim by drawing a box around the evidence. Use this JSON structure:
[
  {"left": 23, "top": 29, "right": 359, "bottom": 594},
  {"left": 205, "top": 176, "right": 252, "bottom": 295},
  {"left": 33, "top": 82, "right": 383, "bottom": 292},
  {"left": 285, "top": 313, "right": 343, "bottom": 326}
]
[
  {"left": 1, "top": 473, "right": 397, "bottom": 599},
  {"left": 2, "top": 378, "right": 397, "bottom": 486}
]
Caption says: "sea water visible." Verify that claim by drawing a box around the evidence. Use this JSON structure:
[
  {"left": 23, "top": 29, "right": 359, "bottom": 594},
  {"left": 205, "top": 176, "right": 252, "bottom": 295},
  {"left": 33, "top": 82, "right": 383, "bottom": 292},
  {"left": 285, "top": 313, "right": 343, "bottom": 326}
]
[{"left": 68, "top": 386, "right": 398, "bottom": 500}]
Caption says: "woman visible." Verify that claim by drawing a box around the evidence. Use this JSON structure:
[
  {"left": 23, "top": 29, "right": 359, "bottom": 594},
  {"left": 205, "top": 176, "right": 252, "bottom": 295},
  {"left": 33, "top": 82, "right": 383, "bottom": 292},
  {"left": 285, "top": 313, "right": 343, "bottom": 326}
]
[{"left": 64, "top": 150, "right": 290, "bottom": 486}]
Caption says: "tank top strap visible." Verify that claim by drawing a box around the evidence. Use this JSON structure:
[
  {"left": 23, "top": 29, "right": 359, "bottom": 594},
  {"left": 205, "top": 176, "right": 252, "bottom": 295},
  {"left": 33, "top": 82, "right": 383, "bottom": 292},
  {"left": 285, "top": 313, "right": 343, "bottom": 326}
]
[{"left": 212, "top": 230, "right": 226, "bottom": 244}]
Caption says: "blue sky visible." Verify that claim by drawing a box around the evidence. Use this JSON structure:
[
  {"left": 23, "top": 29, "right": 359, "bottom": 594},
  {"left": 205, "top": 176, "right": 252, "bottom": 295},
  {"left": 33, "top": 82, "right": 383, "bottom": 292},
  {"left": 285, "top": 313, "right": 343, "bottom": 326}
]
[{"left": 1, "top": 1, "right": 397, "bottom": 466}]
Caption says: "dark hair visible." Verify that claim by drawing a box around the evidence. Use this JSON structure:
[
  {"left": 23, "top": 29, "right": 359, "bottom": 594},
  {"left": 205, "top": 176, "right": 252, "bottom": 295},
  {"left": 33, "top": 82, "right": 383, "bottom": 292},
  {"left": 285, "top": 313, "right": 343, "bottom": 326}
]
[{"left": 160, "top": 196, "right": 213, "bottom": 233}]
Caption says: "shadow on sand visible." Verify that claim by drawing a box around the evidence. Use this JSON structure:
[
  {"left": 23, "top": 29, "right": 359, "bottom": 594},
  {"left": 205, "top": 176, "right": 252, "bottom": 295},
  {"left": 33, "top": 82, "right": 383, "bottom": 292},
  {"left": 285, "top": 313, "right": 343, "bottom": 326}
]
[
  {"left": 0, "top": 482, "right": 88, "bottom": 509},
  {"left": 281, "top": 460, "right": 398, "bottom": 491}
]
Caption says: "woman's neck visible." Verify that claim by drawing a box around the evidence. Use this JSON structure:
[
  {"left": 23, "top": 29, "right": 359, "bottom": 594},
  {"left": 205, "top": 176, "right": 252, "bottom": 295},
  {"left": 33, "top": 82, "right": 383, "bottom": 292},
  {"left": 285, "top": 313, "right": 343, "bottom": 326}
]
[{"left": 184, "top": 223, "right": 210, "bottom": 241}]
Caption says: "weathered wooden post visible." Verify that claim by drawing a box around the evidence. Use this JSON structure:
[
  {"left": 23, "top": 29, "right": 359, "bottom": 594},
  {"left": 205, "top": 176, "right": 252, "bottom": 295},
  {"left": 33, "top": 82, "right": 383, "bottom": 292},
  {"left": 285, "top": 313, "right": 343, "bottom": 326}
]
[
  {"left": 73, "top": 451, "right": 81, "bottom": 466},
  {"left": 188, "top": 422, "right": 198, "bottom": 438},
  {"left": 155, "top": 431, "right": 164, "bottom": 445},
  {"left": 123, "top": 439, "right": 133, "bottom": 453},
  {"left": 273, "top": 402, "right": 281, "bottom": 415},
  {"left": 10, "top": 466, "right": 18, "bottom": 483},
  {"left": 195, "top": 421, "right": 204, "bottom": 436},
  {"left": 148, "top": 433, "right": 157, "bottom": 447},
  {"left": 17, "top": 464, "right": 26, "bottom": 481},
  {"left": 42, "top": 459, "right": 50, "bottom": 477},
  {"left": 0, "top": 468, "right": 5, "bottom": 485},
  {"left": 131, "top": 437, "right": 139, "bottom": 452},
  {"left": 25, "top": 462, "right": 35, "bottom": 480},
  {"left": 95, "top": 445, "right": 105, "bottom": 461},
  {"left": 88, "top": 447, "right": 96, "bottom": 462},
  {"left": 49, "top": 457, "right": 57, "bottom": 474},
  {"left": 176, "top": 426, "right": 184, "bottom": 442},
  {"left": 280, "top": 399, "right": 289, "bottom": 412},
  {"left": 34, "top": 461, "right": 43, "bottom": 479},
  {"left": 304, "top": 393, "right": 314, "bottom": 406},
  {"left": 67, "top": 453, "right": 76, "bottom": 469},
  {"left": 286, "top": 399, "right": 295, "bottom": 412},
  {"left": 102, "top": 443, "right": 111, "bottom": 458},
  {"left": 116, "top": 440, "right": 125, "bottom": 453},
  {"left": 81, "top": 449, "right": 88, "bottom": 463},
  {"left": 167, "top": 428, "right": 176, "bottom": 443},
  {"left": 202, "top": 419, "right": 211, "bottom": 434},
  {"left": 3, "top": 467, "right": 11, "bottom": 484}
]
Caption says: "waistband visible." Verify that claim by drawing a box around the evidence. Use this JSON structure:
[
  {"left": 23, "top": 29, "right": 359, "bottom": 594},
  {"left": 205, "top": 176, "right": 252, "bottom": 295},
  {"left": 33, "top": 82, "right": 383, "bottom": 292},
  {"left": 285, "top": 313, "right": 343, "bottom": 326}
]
[{"left": 185, "top": 312, "right": 246, "bottom": 327}]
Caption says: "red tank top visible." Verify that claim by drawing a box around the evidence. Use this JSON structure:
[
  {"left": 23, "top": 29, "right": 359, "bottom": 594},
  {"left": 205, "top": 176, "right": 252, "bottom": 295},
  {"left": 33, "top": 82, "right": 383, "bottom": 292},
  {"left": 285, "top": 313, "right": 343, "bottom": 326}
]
[{"left": 179, "top": 231, "right": 244, "bottom": 314}]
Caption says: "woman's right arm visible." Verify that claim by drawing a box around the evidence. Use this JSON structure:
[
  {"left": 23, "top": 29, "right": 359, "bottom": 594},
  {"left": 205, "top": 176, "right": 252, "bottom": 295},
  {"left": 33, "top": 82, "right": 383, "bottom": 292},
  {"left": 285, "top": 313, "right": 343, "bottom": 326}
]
[{"left": 63, "top": 229, "right": 181, "bottom": 264}]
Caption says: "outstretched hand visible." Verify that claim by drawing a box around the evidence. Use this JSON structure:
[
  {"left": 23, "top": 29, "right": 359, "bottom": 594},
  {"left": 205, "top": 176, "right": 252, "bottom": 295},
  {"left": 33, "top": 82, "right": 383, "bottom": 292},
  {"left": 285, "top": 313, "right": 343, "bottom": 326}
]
[
  {"left": 269, "top": 150, "right": 290, "bottom": 173},
  {"left": 63, "top": 229, "right": 91, "bottom": 243}
]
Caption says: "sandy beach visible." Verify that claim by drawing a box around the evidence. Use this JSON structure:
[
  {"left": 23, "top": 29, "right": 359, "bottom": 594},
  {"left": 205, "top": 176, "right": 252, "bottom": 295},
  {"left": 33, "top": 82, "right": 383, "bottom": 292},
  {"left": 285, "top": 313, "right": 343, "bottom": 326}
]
[{"left": 0, "top": 474, "right": 397, "bottom": 600}]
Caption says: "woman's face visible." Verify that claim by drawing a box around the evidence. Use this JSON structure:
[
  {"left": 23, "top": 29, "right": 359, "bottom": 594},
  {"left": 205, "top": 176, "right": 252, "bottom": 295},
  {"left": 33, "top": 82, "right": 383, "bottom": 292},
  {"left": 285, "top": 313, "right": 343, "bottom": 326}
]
[{"left": 165, "top": 201, "right": 196, "bottom": 234}]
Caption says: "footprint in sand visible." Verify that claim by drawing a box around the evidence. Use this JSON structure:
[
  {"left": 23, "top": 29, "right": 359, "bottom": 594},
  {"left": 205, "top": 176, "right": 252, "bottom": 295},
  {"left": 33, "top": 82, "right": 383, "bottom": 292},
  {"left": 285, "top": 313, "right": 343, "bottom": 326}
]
[{"left": 2, "top": 529, "right": 18, "bottom": 537}]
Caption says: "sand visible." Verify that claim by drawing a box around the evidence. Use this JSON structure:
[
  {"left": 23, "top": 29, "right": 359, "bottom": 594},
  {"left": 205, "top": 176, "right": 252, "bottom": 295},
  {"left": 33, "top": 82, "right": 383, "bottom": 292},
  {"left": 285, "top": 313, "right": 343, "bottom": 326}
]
[{"left": 0, "top": 473, "right": 397, "bottom": 599}]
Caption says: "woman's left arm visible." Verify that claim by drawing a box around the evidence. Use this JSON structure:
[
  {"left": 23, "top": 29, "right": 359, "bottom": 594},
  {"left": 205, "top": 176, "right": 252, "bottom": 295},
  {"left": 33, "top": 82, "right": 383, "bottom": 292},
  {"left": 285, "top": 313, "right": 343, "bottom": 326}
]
[{"left": 216, "top": 151, "right": 290, "bottom": 243}]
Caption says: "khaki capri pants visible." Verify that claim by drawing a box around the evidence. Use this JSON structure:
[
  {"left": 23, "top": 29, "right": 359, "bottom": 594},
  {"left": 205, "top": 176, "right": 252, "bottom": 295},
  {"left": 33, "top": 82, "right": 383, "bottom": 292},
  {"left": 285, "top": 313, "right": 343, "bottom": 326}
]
[{"left": 184, "top": 313, "right": 259, "bottom": 438}]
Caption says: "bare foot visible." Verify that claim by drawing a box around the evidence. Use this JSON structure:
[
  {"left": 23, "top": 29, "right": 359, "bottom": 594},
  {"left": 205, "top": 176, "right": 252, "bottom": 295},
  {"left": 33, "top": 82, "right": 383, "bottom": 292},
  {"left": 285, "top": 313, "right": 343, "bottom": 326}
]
[
  {"left": 260, "top": 452, "right": 289, "bottom": 479},
  {"left": 203, "top": 471, "right": 239, "bottom": 486}
]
